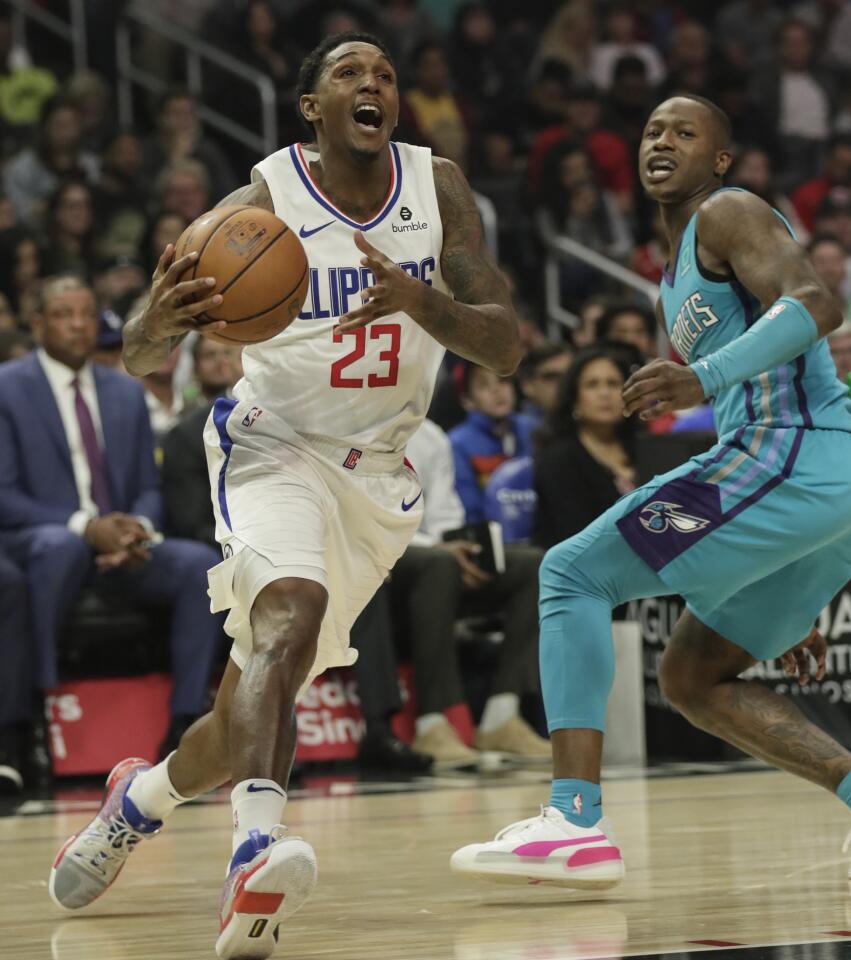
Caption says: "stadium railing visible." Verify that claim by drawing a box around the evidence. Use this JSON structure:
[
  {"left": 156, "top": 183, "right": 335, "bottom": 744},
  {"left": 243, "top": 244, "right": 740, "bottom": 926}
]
[
  {"left": 8, "top": 0, "right": 87, "bottom": 72},
  {"left": 116, "top": 2, "right": 278, "bottom": 160}
]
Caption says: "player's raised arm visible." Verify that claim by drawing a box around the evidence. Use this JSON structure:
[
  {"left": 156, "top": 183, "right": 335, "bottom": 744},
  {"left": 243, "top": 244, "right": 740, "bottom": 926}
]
[
  {"left": 624, "top": 190, "right": 843, "bottom": 418},
  {"left": 336, "top": 157, "right": 521, "bottom": 376},
  {"left": 122, "top": 179, "right": 274, "bottom": 377}
]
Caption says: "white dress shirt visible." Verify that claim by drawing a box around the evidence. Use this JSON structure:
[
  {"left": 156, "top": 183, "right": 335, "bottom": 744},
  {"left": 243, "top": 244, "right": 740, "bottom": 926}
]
[
  {"left": 37, "top": 348, "right": 104, "bottom": 536},
  {"left": 406, "top": 418, "right": 465, "bottom": 547}
]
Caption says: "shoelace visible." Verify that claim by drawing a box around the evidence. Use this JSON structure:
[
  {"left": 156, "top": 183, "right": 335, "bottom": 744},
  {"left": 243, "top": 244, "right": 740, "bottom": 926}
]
[
  {"left": 74, "top": 814, "right": 145, "bottom": 876},
  {"left": 494, "top": 805, "right": 554, "bottom": 841}
]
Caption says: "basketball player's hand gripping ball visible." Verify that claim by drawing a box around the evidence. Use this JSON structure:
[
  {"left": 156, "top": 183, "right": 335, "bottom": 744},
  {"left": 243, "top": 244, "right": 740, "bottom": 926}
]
[
  {"left": 335, "top": 232, "right": 422, "bottom": 332},
  {"left": 622, "top": 358, "right": 705, "bottom": 420}
]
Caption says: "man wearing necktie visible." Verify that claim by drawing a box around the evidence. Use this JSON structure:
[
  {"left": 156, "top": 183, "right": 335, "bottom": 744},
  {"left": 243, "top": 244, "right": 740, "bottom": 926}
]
[{"left": 0, "top": 276, "right": 224, "bottom": 775}]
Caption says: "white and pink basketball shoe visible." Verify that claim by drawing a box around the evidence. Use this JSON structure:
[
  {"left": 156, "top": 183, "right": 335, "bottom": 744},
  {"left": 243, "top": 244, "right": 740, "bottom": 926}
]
[{"left": 450, "top": 805, "right": 624, "bottom": 889}]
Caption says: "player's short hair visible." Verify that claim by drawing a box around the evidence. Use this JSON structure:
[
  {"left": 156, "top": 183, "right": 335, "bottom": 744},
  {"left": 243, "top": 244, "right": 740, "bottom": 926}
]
[
  {"left": 677, "top": 94, "right": 732, "bottom": 148},
  {"left": 295, "top": 31, "right": 394, "bottom": 134}
]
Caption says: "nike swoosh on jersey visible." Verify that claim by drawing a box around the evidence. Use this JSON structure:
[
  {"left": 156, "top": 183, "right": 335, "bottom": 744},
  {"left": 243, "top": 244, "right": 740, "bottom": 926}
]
[
  {"left": 299, "top": 220, "right": 335, "bottom": 239},
  {"left": 246, "top": 783, "right": 286, "bottom": 796},
  {"left": 401, "top": 491, "right": 423, "bottom": 511}
]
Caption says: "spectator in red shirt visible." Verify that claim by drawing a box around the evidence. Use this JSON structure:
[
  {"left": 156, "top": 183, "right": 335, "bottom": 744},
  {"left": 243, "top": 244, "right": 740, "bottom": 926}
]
[
  {"left": 529, "top": 82, "right": 634, "bottom": 214},
  {"left": 792, "top": 135, "right": 851, "bottom": 233}
]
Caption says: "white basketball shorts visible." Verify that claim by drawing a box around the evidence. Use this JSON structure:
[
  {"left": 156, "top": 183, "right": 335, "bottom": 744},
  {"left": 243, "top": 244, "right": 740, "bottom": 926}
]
[{"left": 203, "top": 398, "right": 423, "bottom": 698}]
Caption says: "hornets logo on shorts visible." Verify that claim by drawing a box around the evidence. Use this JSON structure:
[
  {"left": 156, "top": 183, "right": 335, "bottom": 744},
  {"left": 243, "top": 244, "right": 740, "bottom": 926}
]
[{"left": 639, "top": 501, "right": 710, "bottom": 535}]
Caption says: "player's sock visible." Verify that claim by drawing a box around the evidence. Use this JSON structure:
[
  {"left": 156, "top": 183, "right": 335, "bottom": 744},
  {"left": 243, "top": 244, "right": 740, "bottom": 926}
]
[
  {"left": 125, "top": 751, "right": 194, "bottom": 821},
  {"left": 415, "top": 713, "right": 445, "bottom": 738},
  {"left": 550, "top": 778, "right": 602, "bottom": 828},
  {"left": 836, "top": 770, "right": 851, "bottom": 808},
  {"left": 478, "top": 693, "right": 519, "bottom": 733},
  {"left": 231, "top": 779, "right": 287, "bottom": 855}
]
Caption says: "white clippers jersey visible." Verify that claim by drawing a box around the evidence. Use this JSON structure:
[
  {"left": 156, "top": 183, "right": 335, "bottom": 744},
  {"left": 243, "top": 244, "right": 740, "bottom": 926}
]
[{"left": 236, "top": 141, "right": 447, "bottom": 453}]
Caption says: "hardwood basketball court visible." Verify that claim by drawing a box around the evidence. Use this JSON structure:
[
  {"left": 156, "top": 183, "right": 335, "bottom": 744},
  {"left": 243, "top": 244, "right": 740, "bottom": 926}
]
[{"left": 2, "top": 765, "right": 850, "bottom": 960}]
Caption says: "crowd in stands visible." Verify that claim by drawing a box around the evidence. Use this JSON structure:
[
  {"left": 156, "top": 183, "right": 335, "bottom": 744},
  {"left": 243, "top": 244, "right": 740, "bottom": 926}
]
[{"left": 2, "top": 0, "right": 851, "bottom": 788}]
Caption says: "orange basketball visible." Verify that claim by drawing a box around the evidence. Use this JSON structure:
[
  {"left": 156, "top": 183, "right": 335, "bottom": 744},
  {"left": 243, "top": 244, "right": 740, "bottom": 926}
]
[{"left": 174, "top": 205, "right": 309, "bottom": 345}]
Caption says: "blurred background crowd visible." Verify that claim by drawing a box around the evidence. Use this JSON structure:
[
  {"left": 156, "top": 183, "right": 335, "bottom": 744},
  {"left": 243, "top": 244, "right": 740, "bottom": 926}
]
[{"left": 2, "top": 0, "right": 851, "bottom": 791}]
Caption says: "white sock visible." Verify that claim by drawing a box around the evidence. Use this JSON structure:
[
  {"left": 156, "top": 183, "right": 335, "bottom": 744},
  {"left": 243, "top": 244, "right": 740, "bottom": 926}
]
[
  {"left": 478, "top": 693, "right": 520, "bottom": 733},
  {"left": 126, "top": 752, "right": 195, "bottom": 821},
  {"left": 231, "top": 779, "right": 287, "bottom": 855},
  {"left": 415, "top": 713, "right": 445, "bottom": 738}
]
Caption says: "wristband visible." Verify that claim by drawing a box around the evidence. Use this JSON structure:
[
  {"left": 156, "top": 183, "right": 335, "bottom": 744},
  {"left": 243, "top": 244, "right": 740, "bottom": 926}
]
[{"left": 689, "top": 296, "right": 819, "bottom": 398}]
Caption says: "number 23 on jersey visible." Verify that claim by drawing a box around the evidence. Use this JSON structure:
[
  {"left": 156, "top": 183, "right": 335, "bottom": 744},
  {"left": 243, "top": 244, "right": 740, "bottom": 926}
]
[{"left": 330, "top": 323, "right": 401, "bottom": 388}]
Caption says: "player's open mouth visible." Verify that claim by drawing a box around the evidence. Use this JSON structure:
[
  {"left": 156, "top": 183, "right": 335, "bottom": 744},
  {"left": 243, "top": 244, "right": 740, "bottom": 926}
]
[
  {"left": 646, "top": 156, "right": 677, "bottom": 182},
  {"left": 352, "top": 102, "right": 384, "bottom": 135}
]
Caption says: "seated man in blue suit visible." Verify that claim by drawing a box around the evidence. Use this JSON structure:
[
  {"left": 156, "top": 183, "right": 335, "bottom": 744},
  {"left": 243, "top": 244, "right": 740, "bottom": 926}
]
[{"left": 0, "top": 275, "right": 224, "bottom": 766}]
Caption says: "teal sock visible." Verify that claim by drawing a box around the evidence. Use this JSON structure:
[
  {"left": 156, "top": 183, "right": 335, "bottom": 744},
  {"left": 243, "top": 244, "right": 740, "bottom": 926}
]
[
  {"left": 837, "top": 771, "right": 851, "bottom": 808},
  {"left": 550, "top": 778, "right": 602, "bottom": 828}
]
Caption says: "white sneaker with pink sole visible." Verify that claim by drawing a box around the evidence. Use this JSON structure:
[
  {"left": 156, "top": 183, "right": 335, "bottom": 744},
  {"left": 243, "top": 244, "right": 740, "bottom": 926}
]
[{"left": 450, "top": 805, "right": 624, "bottom": 889}]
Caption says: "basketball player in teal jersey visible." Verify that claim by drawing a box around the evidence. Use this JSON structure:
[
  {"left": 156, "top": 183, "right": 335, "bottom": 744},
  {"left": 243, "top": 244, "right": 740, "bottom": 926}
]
[{"left": 452, "top": 95, "right": 851, "bottom": 888}]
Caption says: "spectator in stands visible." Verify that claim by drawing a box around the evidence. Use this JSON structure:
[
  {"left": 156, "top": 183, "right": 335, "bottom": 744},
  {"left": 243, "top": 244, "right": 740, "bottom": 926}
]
[
  {"left": 523, "top": 60, "right": 573, "bottom": 138},
  {"left": 3, "top": 98, "right": 99, "bottom": 226},
  {"left": 715, "top": 70, "right": 778, "bottom": 157},
  {"left": 590, "top": 5, "right": 665, "bottom": 91},
  {"left": 0, "top": 228, "right": 41, "bottom": 326},
  {"left": 534, "top": 344, "right": 636, "bottom": 549},
  {"left": 809, "top": 234, "right": 851, "bottom": 322},
  {"left": 517, "top": 343, "right": 575, "bottom": 425},
  {"left": 448, "top": 2, "right": 519, "bottom": 127},
  {"left": 380, "top": 0, "right": 438, "bottom": 73},
  {"left": 632, "top": 209, "right": 666, "bottom": 284},
  {"left": 66, "top": 70, "right": 114, "bottom": 154},
  {"left": 393, "top": 417, "right": 548, "bottom": 766},
  {"left": 143, "top": 349, "right": 184, "bottom": 448},
  {"left": 829, "top": 321, "right": 851, "bottom": 391},
  {"left": 662, "top": 20, "right": 714, "bottom": 99},
  {"left": 715, "top": 0, "right": 785, "bottom": 71},
  {"left": 0, "top": 329, "right": 32, "bottom": 363},
  {"left": 792, "top": 135, "right": 851, "bottom": 233},
  {"left": 162, "top": 339, "right": 243, "bottom": 549},
  {"left": 93, "top": 255, "right": 147, "bottom": 316},
  {"left": 793, "top": 0, "right": 851, "bottom": 71},
  {"left": 140, "top": 89, "right": 236, "bottom": 201},
  {"left": 92, "top": 309, "right": 125, "bottom": 371},
  {"left": 0, "top": 276, "right": 224, "bottom": 764},
  {"left": 530, "top": 83, "right": 634, "bottom": 214},
  {"left": 92, "top": 131, "right": 148, "bottom": 262},
  {"left": 401, "top": 41, "right": 472, "bottom": 169},
  {"left": 604, "top": 55, "right": 654, "bottom": 155},
  {"left": 729, "top": 147, "right": 808, "bottom": 241},
  {"left": 142, "top": 210, "right": 188, "bottom": 275},
  {"left": 0, "top": 293, "right": 16, "bottom": 333},
  {"left": 41, "top": 181, "right": 97, "bottom": 281},
  {"left": 596, "top": 302, "right": 657, "bottom": 360},
  {"left": 0, "top": 11, "right": 58, "bottom": 140},
  {"left": 572, "top": 293, "right": 614, "bottom": 349},
  {"left": 155, "top": 160, "right": 212, "bottom": 226},
  {"left": 813, "top": 188, "right": 851, "bottom": 250},
  {"left": 533, "top": 1, "right": 596, "bottom": 83},
  {"left": 0, "top": 548, "right": 28, "bottom": 792},
  {"left": 449, "top": 362, "right": 535, "bottom": 523},
  {"left": 752, "top": 19, "right": 833, "bottom": 189}
]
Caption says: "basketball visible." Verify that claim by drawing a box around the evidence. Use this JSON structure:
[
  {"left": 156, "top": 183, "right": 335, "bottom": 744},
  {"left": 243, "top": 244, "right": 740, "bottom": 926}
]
[{"left": 174, "top": 205, "right": 309, "bottom": 345}]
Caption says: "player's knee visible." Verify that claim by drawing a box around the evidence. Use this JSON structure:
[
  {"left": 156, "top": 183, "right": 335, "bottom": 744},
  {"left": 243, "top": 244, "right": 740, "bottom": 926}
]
[
  {"left": 658, "top": 648, "right": 708, "bottom": 717},
  {"left": 250, "top": 577, "right": 327, "bottom": 671}
]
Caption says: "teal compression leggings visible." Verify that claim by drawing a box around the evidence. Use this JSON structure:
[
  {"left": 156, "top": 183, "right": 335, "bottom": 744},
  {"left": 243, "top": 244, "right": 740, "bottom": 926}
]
[{"left": 539, "top": 518, "right": 667, "bottom": 733}]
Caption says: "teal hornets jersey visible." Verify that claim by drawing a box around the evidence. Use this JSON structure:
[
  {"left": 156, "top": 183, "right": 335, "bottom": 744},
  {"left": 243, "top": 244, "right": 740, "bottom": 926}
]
[{"left": 659, "top": 188, "right": 851, "bottom": 445}]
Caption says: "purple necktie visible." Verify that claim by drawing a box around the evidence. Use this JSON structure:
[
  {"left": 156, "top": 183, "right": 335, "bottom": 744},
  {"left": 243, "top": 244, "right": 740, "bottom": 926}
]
[{"left": 72, "top": 377, "right": 111, "bottom": 515}]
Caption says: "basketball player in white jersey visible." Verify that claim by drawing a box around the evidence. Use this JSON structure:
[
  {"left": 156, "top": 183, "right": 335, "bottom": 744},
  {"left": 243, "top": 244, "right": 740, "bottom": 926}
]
[{"left": 49, "top": 32, "right": 520, "bottom": 959}]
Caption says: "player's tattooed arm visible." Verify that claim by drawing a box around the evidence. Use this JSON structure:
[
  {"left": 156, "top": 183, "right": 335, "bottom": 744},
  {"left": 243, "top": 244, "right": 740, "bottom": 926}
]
[
  {"left": 123, "top": 179, "right": 272, "bottom": 376},
  {"left": 337, "top": 159, "right": 521, "bottom": 375},
  {"left": 697, "top": 189, "right": 842, "bottom": 337}
]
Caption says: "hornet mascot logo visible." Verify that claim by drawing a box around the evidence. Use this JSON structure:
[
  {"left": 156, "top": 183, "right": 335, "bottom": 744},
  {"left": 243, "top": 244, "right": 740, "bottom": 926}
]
[{"left": 639, "top": 501, "right": 710, "bottom": 535}]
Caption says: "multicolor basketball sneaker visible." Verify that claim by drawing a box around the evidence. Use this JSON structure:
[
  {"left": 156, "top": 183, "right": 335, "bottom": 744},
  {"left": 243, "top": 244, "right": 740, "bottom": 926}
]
[
  {"left": 450, "top": 805, "right": 624, "bottom": 889},
  {"left": 49, "top": 757, "right": 162, "bottom": 910},
  {"left": 216, "top": 826, "right": 317, "bottom": 960}
]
